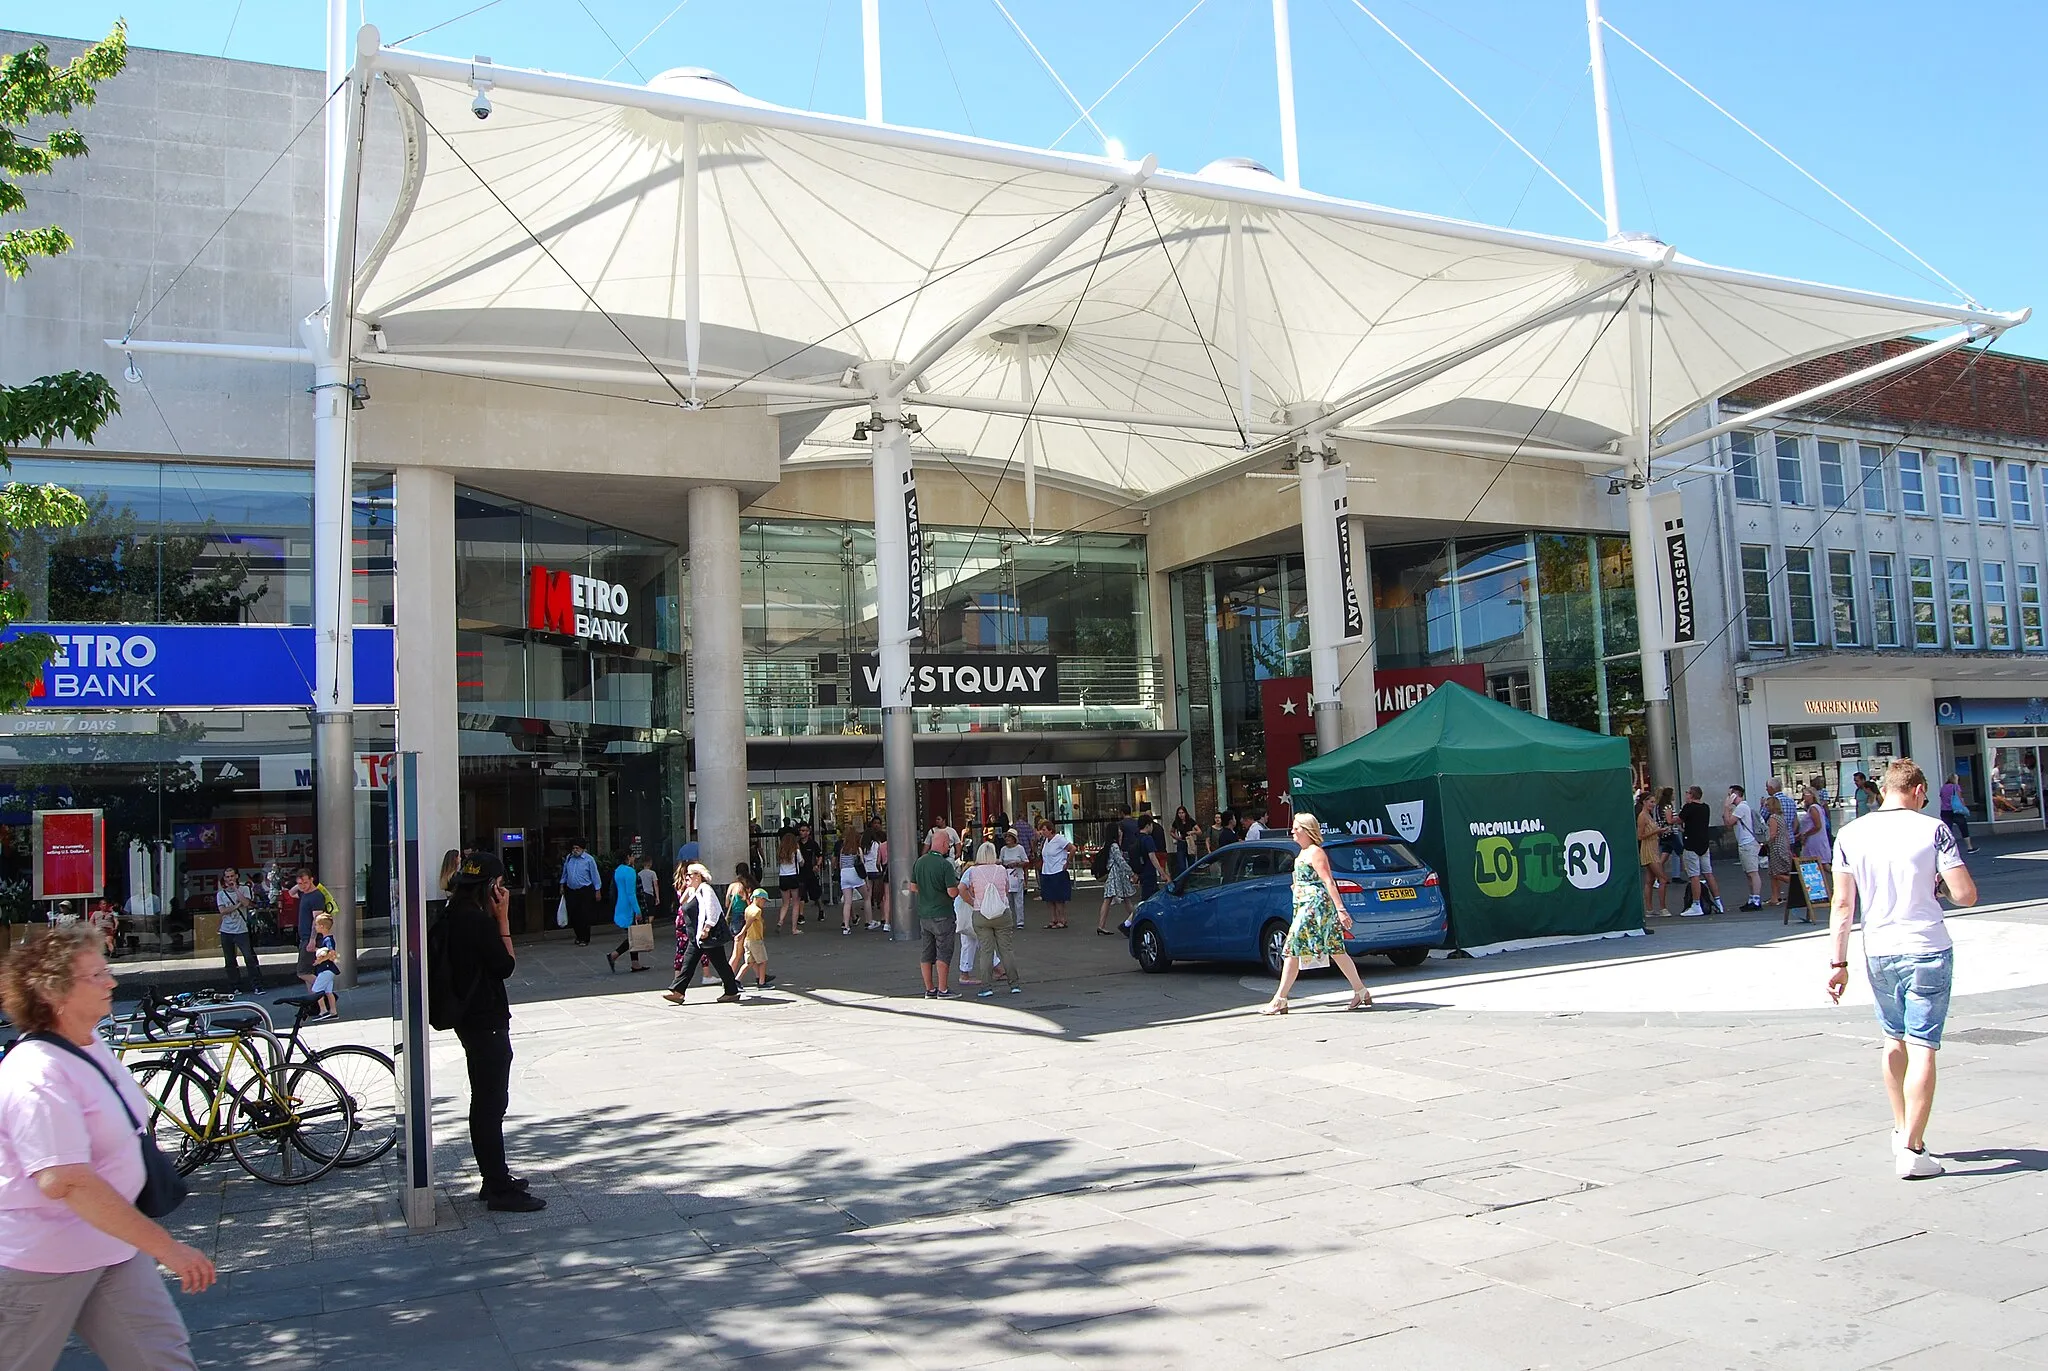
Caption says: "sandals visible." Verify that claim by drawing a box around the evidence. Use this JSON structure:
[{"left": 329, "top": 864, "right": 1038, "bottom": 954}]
[
  {"left": 1348, "top": 990, "right": 1372, "bottom": 1012},
  {"left": 1258, "top": 1000, "right": 1289, "bottom": 1016}
]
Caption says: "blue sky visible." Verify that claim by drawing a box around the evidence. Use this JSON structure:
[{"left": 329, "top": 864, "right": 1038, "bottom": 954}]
[{"left": 16, "top": 1, "right": 2047, "bottom": 354}]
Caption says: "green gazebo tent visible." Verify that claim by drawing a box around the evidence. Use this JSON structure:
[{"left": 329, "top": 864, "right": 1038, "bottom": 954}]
[{"left": 1288, "top": 684, "right": 1642, "bottom": 949}]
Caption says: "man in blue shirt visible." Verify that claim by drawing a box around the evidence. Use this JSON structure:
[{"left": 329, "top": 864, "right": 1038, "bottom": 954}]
[{"left": 560, "top": 840, "right": 601, "bottom": 947}]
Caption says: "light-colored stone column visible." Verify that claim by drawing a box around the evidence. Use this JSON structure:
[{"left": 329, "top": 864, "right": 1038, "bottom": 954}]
[
  {"left": 689, "top": 485, "right": 749, "bottom": 872},
  {"left": 394, "top": 466, "right": 460, "bottom": 888}
]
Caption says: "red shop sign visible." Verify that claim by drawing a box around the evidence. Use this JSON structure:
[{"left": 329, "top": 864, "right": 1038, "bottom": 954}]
[{"left": 1374, "top": 665, "right": 1486, "bottom": 725}]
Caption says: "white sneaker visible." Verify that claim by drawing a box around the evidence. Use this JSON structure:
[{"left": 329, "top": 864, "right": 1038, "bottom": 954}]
[
  {"left": 1678, "top": 903, "right": 1706, "bottom": 918},
  {"left": 1896, "top": 1147, "right": 1943, "bottom": 1180}
]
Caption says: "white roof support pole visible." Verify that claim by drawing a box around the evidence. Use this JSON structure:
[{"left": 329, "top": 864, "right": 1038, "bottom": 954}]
[
  {"left": 1272, "top": 0, "right": 1300, "bottom": 188},
  {"left": 1650, "top": 324, "right": 1992, "bottom": 460},
  {"left": 324, "top": 0, "right": 350, "bottom": 286},
  {"left": 859, "top": 363, "right": 921, "bottom": 946},
  {"left": 1584, "top": 0, "right": 1622, "bottom": 241},
  {"left": 882, "top": 164, "right": 1151, "bottom": 401},
  {"left": 1230, "top": 205, "right": 1255, "bottom": 442},
  {"left": 862, "top": 0, "right": 883, "bottom": 123},
  {"left": 683, "top": 115, "right": 701, "bottom": 402},
  {"left": 1289, "top": 403, "right": 1348, "bottom": 756},
  {"left": 1625, "top": 287, "right": 1678, "bottom": 797},
  {"left": 1016, "top": 343, "right": 1037, "bottom": 536},
  {"left": 308, "top": 21, "right": 376, "bottom": 989}
]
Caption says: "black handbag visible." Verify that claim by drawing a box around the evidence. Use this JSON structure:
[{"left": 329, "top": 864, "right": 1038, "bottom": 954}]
[{"left": 25, "top": 1032, "right": 189, "bottom": 1219}]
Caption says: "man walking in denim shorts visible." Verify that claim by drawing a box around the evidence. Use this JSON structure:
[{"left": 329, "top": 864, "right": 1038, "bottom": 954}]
[{"left": 1826, "top": 758, "right": 1978, "bottom": 1179}]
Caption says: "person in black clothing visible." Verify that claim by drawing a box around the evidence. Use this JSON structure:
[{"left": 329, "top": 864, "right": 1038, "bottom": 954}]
[
  {"left": 1677, "top": 785, "right": 1722, "bottom": 917},
  {"left": 441, "top": 853, "right": 546, "bottom": 1212},
  {"left": 796, "top": 822, "right": 825, "bottom": 922},
  {"left": 1170, "top": 806, "right": 1199, "bottom": 877}
]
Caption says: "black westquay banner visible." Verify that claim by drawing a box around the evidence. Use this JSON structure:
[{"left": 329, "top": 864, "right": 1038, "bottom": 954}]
[
  {"left": 902, "top": 470, "right": 924, "bottom": 636},
  {"left": 852, "top": 654, "right": 1059, "bottom": 707}
]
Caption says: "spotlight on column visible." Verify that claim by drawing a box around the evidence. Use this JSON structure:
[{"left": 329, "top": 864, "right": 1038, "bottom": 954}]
[{"left": 1607, "top": 477, "right": 1624, "bottom": 496}]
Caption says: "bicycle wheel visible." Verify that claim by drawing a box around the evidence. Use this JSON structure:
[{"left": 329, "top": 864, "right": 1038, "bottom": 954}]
[
  {"left": 127, "top": 1060, "right": 216, "bottom": 1176},
  {"left": 306, "top": 1044, "right": 398, "bottom": 1167},
  {"left": 227, "top": 1061, "right": 352, "bottom": 1185}
]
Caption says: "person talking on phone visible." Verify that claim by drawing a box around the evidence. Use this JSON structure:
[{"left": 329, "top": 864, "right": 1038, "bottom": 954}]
[{"left": 441, "top": 853, "right": 545, "bottom": 1212}]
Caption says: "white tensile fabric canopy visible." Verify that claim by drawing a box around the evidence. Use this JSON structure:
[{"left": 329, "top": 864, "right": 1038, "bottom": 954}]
[{"left": 354, "top": 54, "right": 2021, "bottom": 499}]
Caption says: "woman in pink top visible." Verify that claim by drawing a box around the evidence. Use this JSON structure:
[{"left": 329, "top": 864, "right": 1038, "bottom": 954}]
[{"left": 0, "top": 927, "right": 215, "bottom": 1369}]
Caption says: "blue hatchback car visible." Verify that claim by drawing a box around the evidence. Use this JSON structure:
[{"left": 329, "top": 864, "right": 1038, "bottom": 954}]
[{"left": 1127, "top": 837, "right": 1448, "bottom": 977}]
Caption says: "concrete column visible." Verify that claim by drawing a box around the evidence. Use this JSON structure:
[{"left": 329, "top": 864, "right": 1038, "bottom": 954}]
[
  {"left": 1337, "top": 514, "right": 1379, "bottom": 742},
  {"left": 394, "top": 467, "right": 460, "bottom": 885},
  {"left": 689, "top": 485, "right": 749, "bottom": 874},
  {"left": 1146, "top": 567, "right": 1184, "bottom": 820},
  {"left": 1627, "top": 295, "right": 1679, "bottom": 795}
]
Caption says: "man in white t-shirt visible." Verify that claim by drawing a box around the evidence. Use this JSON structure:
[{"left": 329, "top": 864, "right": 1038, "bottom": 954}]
[
  {"left": 1827, "top": 757, "right": 1978, "bottom": 1180},
  {"left": 1723, "top": 785, "right": 1763, "bottom": 910}
]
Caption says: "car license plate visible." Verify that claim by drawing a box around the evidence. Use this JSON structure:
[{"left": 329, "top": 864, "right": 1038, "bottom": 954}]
[{"left": 1376, "top": 886, "right": 1417, "bottom": 901}]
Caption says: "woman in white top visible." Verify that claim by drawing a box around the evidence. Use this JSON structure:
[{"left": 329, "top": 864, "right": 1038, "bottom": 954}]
[
  {"left": 862, "top": 823, "right": 888, "bottom": 932},
  {"left": 999, "top": 831, "right": 1029, "bottom": 930},
  {"left": 1035, "top": 819, "right": 1074, "bottom": 928},
  {"left": 959, "top": 842, "right": 1021, "bottom": 995},
  {"left": 774, "top": 830, "right": 802, "bottom": 934},
  {"left": 836, "top": 836, "right": 865, "bottom": 934}
]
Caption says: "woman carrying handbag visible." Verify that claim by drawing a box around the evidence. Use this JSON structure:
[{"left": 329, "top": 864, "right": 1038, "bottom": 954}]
[{"left": 0, "top": 927, "right": 214, "bottom": 1371}]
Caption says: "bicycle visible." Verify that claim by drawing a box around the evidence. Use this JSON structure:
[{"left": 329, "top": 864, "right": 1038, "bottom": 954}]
[
  {"left": 112, "top": 989, "right": 397, "bottom": 1171},
  {"left": 106, "top": 996, "right": 355, "bottom": 1185}
]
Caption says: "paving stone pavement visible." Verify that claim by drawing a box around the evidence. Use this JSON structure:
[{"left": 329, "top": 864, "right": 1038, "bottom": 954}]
[{"left": 74, "top": 860, "right": 2048, "bottom": 1370}]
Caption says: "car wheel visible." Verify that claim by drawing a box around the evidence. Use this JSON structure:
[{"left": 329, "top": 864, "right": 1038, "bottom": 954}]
[
  {"left": 1133, "top": 921, "right": 1171, "bottom": 973},
  {"left": 1260, "top": 920, "right": 1289, "bottom": 978},
  {"left": 1386, "top": 945, "right": 1430, "bottom": 968}
]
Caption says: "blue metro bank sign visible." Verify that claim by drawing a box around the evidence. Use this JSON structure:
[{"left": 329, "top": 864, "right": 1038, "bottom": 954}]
[{"left": 5, "top": 625, "right": 397, "bottom": 709}]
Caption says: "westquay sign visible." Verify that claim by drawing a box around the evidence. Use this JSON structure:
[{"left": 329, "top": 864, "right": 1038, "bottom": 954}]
[
  {"left": 7, "top": 625, "right": 397, "bottom": 709},
  {"left": 852, "top": 653, "right": 1059, "bottom": 707}
]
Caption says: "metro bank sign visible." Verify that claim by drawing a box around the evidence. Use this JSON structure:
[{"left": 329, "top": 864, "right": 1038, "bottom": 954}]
[{"left": 527, "top": 566, "right": 631, "bottom": 645}]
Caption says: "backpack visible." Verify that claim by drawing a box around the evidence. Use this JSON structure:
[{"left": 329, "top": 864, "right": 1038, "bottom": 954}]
[
  {"left": 975, "top": 870, "right": 1009, "bottom": 920},
  {"left": 1090, "top": 843, "right": 1110, "bottom": 879},
  {"left": 425, "top": 911, "right": 475, "bottom": 1032}
]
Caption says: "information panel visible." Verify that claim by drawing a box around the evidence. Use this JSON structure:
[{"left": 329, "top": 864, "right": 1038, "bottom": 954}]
[{"left": 33, "top": 808, "right": 104, "bottom": 901}]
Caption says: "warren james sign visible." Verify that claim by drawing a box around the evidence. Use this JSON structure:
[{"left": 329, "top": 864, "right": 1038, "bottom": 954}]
[{"left": 852, "top": 654, "right": 1059, "bottom": 707}]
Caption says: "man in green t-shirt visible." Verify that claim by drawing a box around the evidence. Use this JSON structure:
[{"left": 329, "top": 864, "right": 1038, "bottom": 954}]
[{"left": 909, "top": 834, "right": 961, "bottom": 999}]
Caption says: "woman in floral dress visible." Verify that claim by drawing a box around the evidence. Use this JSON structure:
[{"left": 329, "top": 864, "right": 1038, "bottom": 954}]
[
  {"left": 1259, "top": 814, "right": 1371, "bottom": 1015},
  {"left": 1095, "top": 822, "right": 1139, "bottom": 935}
]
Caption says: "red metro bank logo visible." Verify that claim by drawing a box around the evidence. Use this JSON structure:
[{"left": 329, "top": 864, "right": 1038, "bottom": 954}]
[{"left": 527, "top": 566, "right": 631, "bottom": 645}]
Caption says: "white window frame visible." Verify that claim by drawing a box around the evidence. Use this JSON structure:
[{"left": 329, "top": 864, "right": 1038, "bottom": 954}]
[
  {"left": 1817, "top": 440, "right": 1848, "bottom": 509},
  {"left": 1826, "top": 549, "right": 1859, "bottom": 646},
  {"left": 2010, "top": 462, "right": 2033, "bottom": 524},
  {"left": 2020, "top": 564, "right": 2044, "bottom": 651},
  {"left": 1899, "top": 449, "right": 1928, "bottom": 515},
  {"left": 1984, "top": 560, "right": 2011, "bottom": 649},
  {"left": 1947, "top": 558, "right": 1977, "bottom": 648},
  {"left": 1776, "top": 435, "right": 1808, "bottom": 507},
  {"left": 1729, "top": 432, "right": 1764, "bottom": 502},
  {"left": 1937, "top": 454, "right": 1965, "bottom": 518},
  {"left": 1858, "top": 443, "right": 1888, "bottom": 513},
  {"left": 1972, "top": 456, "right": 1999, "bottom": 521},
  {"left": 1870, "top": 552, "right": 1899, "bottom": 648},
  {"left": 1740, "top": 544, "right": 1777, "bottom": 646},
  {"left": 1908, "top": 555, "right": 1940, "bottom": 648},
  {"left": 1785, "top": 547, "right": 1820, "bottom": 647}
]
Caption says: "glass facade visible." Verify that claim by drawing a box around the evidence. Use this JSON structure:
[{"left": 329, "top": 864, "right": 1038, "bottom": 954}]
[
  {"left": 734, "top": 520, "right": 1157, "bottom": 736},
  {"left": 451, "top": 488, "right": 687, "bottom": 923},
  {"left": 0, "top": 457, "right": 399, "bottom": 962},
  {"left": 1171, "top": 531, "right": 1652, "bottom": 820}
]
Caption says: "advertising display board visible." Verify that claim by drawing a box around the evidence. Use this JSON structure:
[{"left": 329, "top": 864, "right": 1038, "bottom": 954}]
[
  {"left": 8, "top": 625, "right": 396, "bottom": 709},
  {"left": 1290, "top": 684, "right": 1640, "bottom": 948},
  {"left": 33, "top": 808, "right": 104, "bottom": 901}
]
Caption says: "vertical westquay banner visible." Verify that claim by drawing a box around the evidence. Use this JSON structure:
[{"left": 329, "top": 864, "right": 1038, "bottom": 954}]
[
  {"left": 1334, "top": 494, "right": 1364, "bottom": 640},
  {"left": 902, "top": 469, "right": 924, "bottom": 637},
  {"left": 1649, "top": 490, "right": 1698, "bottom": 648}
]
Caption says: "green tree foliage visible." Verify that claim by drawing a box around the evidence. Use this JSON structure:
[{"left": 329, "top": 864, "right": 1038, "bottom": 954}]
[{"left": 0, "top": 26, "right": 129, "bottom": 711}]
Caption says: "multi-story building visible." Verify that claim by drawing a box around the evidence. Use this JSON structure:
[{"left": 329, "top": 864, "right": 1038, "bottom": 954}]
[{"left": 1667, "top": 341, "right": 2048, "bottom": 832}]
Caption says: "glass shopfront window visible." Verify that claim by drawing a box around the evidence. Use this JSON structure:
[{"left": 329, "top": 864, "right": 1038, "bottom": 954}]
[
  {"left": 8, "top": 458, "right": 394, "bottom": 627},
  {"left": 735, "top": 521, "right": 1156, "bottom": 736},
  {"left": 453, "top": 488, "right": 687, "bottom": 921}
]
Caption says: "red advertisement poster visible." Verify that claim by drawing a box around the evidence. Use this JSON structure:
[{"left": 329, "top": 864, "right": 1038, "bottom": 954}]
[
  {"left": 1261, "top": 677, "right": 1316, "bottom": 827},
  {"left": 34, "top": 808, "right": 104, "bottom": 901}
]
